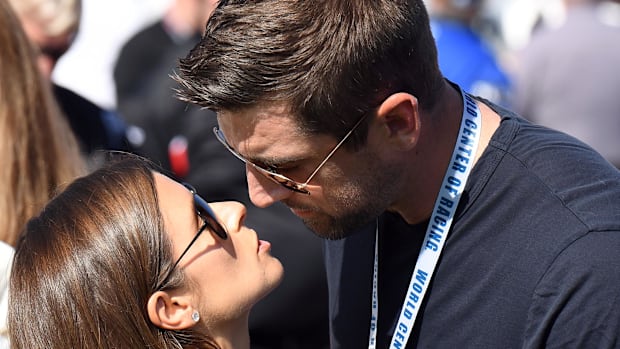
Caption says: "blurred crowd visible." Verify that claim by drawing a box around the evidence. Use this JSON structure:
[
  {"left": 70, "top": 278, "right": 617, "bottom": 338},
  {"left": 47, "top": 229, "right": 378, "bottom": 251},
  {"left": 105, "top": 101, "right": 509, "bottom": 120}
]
[
  {"left": 426, "top": 0, "right": 620, "bottom": 167},
  {"left": 52, "top": 0, "right": 620, "bottom": 168}
]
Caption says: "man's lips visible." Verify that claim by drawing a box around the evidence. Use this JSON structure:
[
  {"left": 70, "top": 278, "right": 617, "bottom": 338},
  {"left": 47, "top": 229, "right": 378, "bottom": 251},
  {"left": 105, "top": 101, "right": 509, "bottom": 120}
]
[{"left": 289, "top": 207, "right": 316, "bottom": 218}]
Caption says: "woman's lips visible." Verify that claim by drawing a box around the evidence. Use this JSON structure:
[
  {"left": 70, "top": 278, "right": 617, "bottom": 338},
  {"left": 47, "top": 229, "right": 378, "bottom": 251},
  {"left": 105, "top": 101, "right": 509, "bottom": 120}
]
[{"left": 258, "top": 239, "right": 271, "bottom": 253}]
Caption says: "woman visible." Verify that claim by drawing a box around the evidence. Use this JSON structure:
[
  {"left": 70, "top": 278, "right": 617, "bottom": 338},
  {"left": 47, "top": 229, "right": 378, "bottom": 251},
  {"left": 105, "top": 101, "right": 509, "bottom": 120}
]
[
  {"left": 9, "top": 156, "right": 284, "bottom": 349},
  {"left": 0, "top": 0, "right": 85, "bottom": 247}
]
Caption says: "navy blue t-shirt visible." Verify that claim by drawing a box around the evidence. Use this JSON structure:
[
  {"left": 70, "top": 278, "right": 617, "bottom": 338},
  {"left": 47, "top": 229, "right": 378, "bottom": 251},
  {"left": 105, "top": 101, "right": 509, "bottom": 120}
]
[{"left": 324, "top": 101, "right": 620, "bottom": 348}]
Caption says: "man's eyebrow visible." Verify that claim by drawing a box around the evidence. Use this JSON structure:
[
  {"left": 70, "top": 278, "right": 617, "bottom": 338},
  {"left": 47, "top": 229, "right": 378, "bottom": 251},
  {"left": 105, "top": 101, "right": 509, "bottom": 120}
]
[
  {"left": 244, "top": 153, "right": 306, "bottom": 168},
  {"left": 229, "top": 136, "right": 310, "bottom": 168}
]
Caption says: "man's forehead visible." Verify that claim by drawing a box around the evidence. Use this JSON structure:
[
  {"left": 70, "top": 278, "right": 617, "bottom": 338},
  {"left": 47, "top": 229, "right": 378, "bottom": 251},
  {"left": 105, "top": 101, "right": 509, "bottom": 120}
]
[
  {"left": 217, "top": 103, "right": 300, "bottom": 139},
  {"left": 217, "top": 104, "right": 318, "bottom": 161}
]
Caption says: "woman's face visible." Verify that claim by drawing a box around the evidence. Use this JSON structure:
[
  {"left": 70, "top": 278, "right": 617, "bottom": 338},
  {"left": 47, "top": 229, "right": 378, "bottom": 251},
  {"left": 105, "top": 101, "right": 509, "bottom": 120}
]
[{"left": 154, "top": 173, "right": 284, "bottom": 324}]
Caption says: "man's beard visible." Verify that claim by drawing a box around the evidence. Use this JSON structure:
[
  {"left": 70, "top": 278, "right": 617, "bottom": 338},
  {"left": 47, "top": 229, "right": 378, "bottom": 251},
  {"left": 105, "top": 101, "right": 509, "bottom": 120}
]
[
  {"left": 300, "top": 208, "right": 378, "bottom": 240},
  {"left": 292, "top": 162, "right": 400, "bottom": 240}
]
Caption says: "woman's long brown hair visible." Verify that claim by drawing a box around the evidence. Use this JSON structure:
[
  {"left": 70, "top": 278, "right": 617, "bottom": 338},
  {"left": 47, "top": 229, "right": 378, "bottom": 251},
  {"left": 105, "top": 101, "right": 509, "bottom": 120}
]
[
  {"left": 9, "top": 156, "right": 219, "bottom": 348},
  {"left": 0, "top": 0, "right": 85, "bottom": 246}
]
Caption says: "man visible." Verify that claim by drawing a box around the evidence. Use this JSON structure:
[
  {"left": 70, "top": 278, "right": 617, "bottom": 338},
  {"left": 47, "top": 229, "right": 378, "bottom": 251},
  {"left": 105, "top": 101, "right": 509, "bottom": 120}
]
[{"left": 175, "top": 0, "right": 620, "bottom": 347}]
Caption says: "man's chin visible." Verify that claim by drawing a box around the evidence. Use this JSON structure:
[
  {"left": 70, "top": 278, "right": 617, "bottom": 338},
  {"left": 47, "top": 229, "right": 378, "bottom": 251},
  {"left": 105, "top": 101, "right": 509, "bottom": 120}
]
[
  {"left": 285, "top": 202, "right": 376, "bottom": 239},
  {"left": 300, "top": 216, "right": 367, "bottom": 241}
]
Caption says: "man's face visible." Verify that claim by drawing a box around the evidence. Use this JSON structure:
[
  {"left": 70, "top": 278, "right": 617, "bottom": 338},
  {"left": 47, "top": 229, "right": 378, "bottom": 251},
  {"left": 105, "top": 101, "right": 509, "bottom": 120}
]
[{"left": 217, "top": 103, "right": 401, "bottom": 239}]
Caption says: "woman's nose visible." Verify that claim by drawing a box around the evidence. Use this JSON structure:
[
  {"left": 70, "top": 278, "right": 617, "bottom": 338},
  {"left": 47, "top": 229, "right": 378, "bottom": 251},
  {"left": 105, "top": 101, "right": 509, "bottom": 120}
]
[{"left": 209, "top": 201, "right": 247, "bottom": 233}]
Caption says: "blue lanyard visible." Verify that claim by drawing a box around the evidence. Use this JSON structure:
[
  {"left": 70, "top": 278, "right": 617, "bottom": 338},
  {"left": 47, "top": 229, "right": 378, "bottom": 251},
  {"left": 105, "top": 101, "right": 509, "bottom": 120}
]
[{"left": 368, "top": 91, "right": 482, "bottom": 349}]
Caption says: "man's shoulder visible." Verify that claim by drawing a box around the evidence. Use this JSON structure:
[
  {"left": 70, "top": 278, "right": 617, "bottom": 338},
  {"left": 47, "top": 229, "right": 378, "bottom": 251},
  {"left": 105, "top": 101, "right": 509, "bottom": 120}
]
[{"left": 477, "top": 106, "right": 620, "bottom": 230}]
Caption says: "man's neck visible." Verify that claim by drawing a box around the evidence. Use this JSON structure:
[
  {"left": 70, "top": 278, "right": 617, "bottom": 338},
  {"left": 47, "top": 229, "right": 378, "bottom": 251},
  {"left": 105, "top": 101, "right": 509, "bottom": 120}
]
[{"left": 391, "top": 82, "right": 500, "bottom": 225}]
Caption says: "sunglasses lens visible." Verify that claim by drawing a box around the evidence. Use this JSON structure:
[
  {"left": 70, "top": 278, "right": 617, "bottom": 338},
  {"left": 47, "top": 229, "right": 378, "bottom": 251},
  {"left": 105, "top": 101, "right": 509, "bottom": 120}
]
[
  {"left": 194, "top": 194, "right": 228, "bottom": 240},
  {"left": 259, "top": 169, "right": 309, "bottom": 194},
  {"left": 214, "top": 127, "right": 310, "bottom": 194}
]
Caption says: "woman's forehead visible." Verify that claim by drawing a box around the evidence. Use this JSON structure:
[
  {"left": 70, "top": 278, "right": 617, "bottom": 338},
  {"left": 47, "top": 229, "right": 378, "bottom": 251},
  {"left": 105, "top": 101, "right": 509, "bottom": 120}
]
[{"left": 154, "top": 174, "right": 193, "bottom": 223}]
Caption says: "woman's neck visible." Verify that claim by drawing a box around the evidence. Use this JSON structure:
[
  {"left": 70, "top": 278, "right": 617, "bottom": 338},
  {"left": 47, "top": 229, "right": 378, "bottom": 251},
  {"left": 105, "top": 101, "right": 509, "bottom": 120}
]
[
  {"left": 210, "top": 316, "right": 250, "bottom": 349},
  {"left": 215, "top": 333, "right": 249, "bottom": 349}
]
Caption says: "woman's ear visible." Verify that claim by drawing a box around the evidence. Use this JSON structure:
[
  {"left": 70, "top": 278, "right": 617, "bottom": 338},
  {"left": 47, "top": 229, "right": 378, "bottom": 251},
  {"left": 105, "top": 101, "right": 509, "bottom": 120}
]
[
  {"left": 375, "top": 92, "right": 421, "bottom": 150},
  {"left": 147, "top": 291, "right": 198, "bottom": 330}
]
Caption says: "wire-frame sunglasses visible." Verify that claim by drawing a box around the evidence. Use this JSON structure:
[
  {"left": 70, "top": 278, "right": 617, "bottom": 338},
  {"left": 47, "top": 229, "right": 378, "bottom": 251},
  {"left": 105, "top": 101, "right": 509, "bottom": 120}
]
[{"left": 213, "top": 112, "right": 368, "bottom": 195}]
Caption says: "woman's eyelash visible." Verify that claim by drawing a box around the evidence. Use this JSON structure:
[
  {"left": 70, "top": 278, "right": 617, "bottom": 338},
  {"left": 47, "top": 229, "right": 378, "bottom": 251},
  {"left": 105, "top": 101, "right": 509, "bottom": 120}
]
[{"left": 196, "top": 211, "right": 206, "bottom": 227}]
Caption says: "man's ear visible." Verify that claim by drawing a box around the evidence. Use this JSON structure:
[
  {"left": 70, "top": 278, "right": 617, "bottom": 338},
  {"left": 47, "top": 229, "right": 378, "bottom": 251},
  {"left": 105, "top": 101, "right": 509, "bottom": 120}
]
[
  {"left": 375, "top": 92, "right": 421, "bottom": 150},
  {"left": 147, "top": 291, "right": 197, "bottom": 330}
]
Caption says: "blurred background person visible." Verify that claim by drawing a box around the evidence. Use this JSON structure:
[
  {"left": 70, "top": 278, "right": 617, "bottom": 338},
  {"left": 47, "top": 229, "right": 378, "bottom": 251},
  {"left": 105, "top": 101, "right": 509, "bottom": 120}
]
[
  {"left": 0, "top": 0, "right": 86, "bottom": 345},
  {"left": 53, "top": 0, "right": 171, "bottom": 109},
  {"left": 8, "top": 0, "right": 134, "bottom": 167},
  {"left": 0, "top": 0, "right": 86, "bottom": 248},
  {"left": 426, "top": 0, "right": 512, "bottom": 106},
  {"left": 512, "top": 0, "right": 620, "bottom": 168},
  {"left": 114, "top": 0, "right": 215, "bottom": 108},
  {"left": 113, "top": 1, "right": 330, "bottom": 347},
  {"left": 114, "top": 0, "right": 216, "bottom": 171}
]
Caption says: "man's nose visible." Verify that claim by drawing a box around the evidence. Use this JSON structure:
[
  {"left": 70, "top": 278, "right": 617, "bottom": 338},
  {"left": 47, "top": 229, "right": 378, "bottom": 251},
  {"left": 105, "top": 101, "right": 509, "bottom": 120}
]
[{"left": 246, "top": 165, "right": 293, "bottom": 208}]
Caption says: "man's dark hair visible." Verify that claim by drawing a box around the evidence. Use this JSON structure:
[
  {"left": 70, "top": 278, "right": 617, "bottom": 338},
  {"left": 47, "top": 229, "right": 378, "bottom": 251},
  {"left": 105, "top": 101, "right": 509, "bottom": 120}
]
[{"left": 176, "top": 0, "right": 444, "bottom": 148}]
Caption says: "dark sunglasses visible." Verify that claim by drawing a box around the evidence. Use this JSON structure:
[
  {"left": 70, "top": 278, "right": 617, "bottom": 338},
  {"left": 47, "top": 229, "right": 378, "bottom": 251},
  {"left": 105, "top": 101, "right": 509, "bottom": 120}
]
[{"left": 156, "top": 183, "right": 227, "bottom": 289}]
